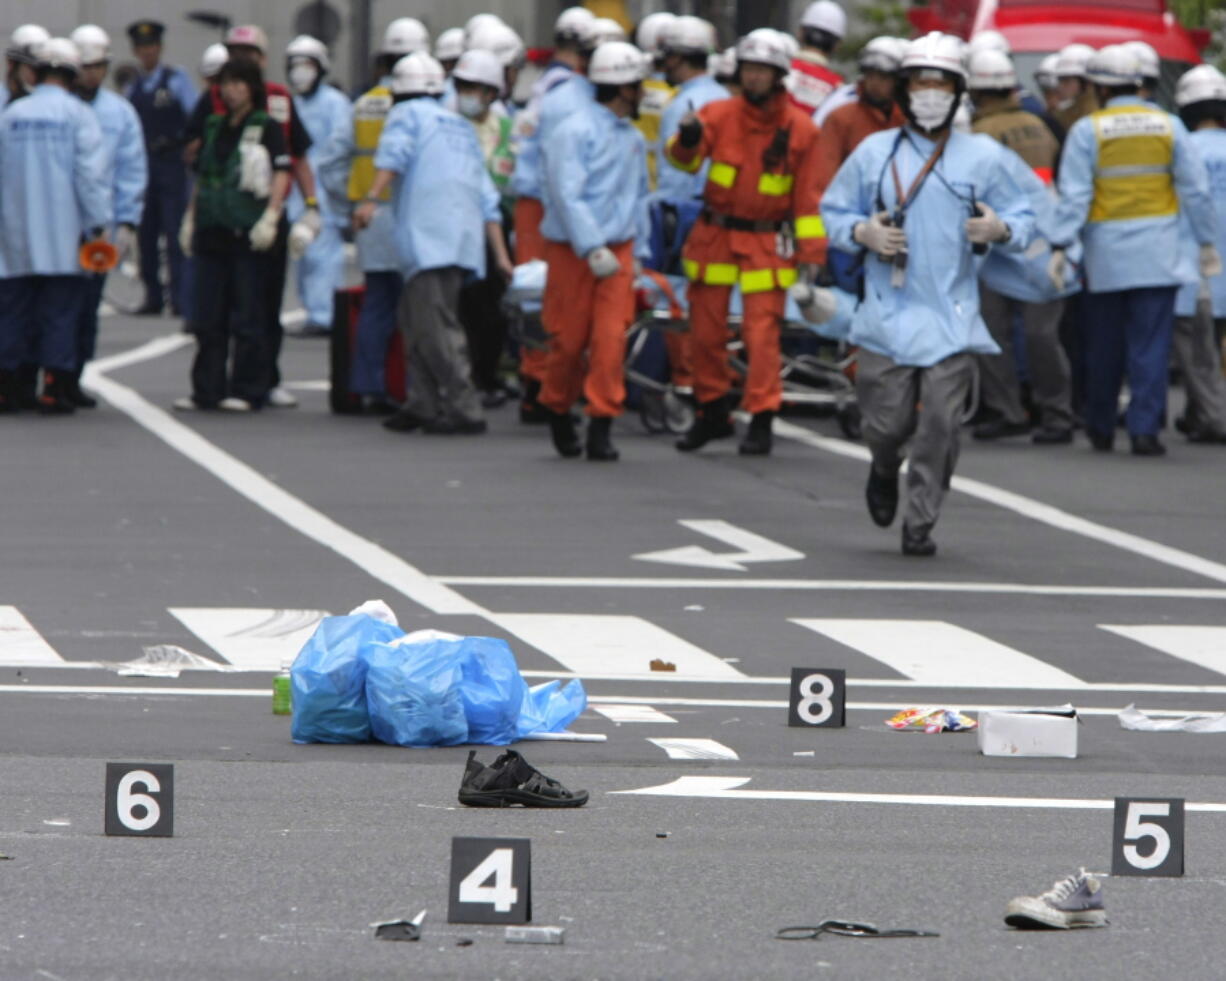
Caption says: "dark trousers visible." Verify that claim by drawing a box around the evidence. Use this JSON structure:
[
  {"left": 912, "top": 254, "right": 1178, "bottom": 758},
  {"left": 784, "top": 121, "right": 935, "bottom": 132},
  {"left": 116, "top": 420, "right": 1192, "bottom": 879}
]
[
  {"left": 1082, "top": 285, "right": 1177, "bottom": 438},
  {"left": 76, "top": 273, "right": 107, "bottom": 374},
  {"left": 0, "top": 276, "right": 85, "bottom": 373},
  {"left": 459, "top": 249, "right": 509, "bottom": 392},
  {"left": 139, "top": 156, "right": 191, "bottom": 313},
  {"left": 264, "top": 218, "right": 290, "bottom": 389},
  {"left": 350, "top": 270, "right": 404, "bottom": 396},
  {"left": 191, "top": 248, "right": 273, "bottom": 407}
]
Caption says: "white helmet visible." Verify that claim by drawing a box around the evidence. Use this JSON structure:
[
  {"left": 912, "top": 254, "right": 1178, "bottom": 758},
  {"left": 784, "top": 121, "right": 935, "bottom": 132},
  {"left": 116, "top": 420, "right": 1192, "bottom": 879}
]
[
  {"left": 200, "top": 42, "right": 228, "bottom": 79},
  {"left": 900, "top": 32, "right": 967, "bottom": 81},
  {"left": 662, "top": 16, "right": 717, "bottom": 56},
  {"left": 736, "top": 28, "right": 791, "bottom": 72},
  {"left": 469, "top": 22, "right": 525, "bottom": 68},
  {"left": 1085, "top": 44, "right": 1141, "bottom": 87},
  {"left": 588, "top": 41, "right": 648, "bottom": 86},
  {"left": 391, "top": 52, "right": 445, "bottom": 96},
  {"left": 8, "top": 24, "right": 50, "bottom": 63},
  {"left": 801, "top": 1, "right": 847, "bottom": 40},
  {"left": 590, "top": 18, "right": 628, "bottom": 46},
  {"left": 1175, "top": 64, "right": 1226, "bottom": 107},
  {"left": 636, "top": 12, "right": 677, "bottom": 55},
  {"left": 464, "top": 14, "right": 504, "bottom": 40},
  {"left": 70, "top": 24, "right": 111, "bottom": 65},
  {"left": 1034, "top": 53, "right": 1060, "bottom": 90},
  {"left": 858, "top": 36, "right": 904, "bottom": 74},
  {"left": 709, "top": 46, "right": 737, "bottom": 79},
  {"left": 286, "top": 34, "right": 329, "bottom": 72},
  {"left": 775, "top": 30, "right": 801, "bottom": 60},
  {"left": 555, "top": 6, "right": 597, "bottom": 43},
  {"left": 381, "top": 18, "right": 430, "bottom": 57},
  {"left": 35, "top": 37, "right": 81, "bottom": 74},
  {"left": 967, "top": 48, "right": 1017, "bottom": 90},
  {"left": 967, "top": 30, "right": 1011, "bottom": 56},
  {"left": 452, "top": 48, "right": 504, "bottom": 91},
  {"left": 1055, "top": 43, "right": 1095, "bottom": 79},
  {"left": 1124, "top": 40, "right": 1160, "bottom": 82},
  {"left": 434, "top": 28, "right": 465, "bottom": 63}
]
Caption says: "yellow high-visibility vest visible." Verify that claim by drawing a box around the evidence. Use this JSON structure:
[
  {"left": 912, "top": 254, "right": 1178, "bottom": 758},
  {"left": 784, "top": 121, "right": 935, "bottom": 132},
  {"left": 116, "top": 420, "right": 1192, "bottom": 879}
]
[
  {"left": 636, "top": 76, "right": 676, "bottom": 190},
  {"left": 1089, "top": 104, "right": 1177, "bottom": 223},
  {"left": 347, "top": 85, "right": 394, "bottom": 203}
]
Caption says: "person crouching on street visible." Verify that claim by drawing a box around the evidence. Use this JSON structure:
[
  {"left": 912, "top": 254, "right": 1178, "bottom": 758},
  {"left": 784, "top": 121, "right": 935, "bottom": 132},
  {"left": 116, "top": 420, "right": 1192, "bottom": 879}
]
[
  {"left": 174, "top": 57, "right": 291, "bottom": 412},
  {"left": 821, "top": 32, "right": 1035, "bottom": 556},
  {"left": 538, "top": 41, "right": 651, "bottom": 462}
]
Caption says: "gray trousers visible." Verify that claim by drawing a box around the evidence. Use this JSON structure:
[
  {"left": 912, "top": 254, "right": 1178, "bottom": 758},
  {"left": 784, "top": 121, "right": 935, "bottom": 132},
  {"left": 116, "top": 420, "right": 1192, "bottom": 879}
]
[
  {"left": 399, "top": 266, "right": 482, "bottom": 425},
  {"left": 1173, "top": 306, "right": 1226, "bottom": 436},
  {"left": 857, "top": 348, "right": 975, "bottom": 537},
  {"left": 977, "top": 285, "right": 1072, "bottom": 429}
]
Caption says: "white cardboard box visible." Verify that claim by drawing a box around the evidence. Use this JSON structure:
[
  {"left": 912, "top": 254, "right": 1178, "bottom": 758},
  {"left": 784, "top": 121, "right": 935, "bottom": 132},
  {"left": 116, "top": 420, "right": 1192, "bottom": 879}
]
[{"left": 977, "top": 709, "right": 1079, "bottom": 759}]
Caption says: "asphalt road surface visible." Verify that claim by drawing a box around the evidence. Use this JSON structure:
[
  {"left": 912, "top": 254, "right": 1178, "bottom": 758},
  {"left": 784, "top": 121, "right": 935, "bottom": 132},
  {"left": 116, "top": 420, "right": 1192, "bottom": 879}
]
[{"left": 3, "top": 311, "right": 1226, "bottom": 980}]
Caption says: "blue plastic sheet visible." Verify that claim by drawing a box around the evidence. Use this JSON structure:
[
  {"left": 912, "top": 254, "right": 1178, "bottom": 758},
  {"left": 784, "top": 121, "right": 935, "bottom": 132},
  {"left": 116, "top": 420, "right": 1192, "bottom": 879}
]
[
  {"left": 290, "top": 614, "right": 405, "bottom": 744},
  {"left": 365, "top": 639, "right": 469, "bottom": 748},
  {"left": 454, "top": 636, "right": 530, "bottom": 746},
  {"left": 517, "top": 679, "right": 588, "bottom": 738}
]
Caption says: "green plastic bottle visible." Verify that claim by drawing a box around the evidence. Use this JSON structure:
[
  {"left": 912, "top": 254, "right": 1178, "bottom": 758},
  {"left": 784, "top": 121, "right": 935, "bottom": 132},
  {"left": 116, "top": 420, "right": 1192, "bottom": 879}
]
[{"left": 272, "top": 665, "right": 291, "bottom": 715}]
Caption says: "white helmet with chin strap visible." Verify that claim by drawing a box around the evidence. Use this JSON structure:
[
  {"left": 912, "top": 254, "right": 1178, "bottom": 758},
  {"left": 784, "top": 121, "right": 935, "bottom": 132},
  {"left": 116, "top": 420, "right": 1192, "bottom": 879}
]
[
  {"left": 469, "top": 22, "right": 525, "bottom": 68},
  {"left": 1055, "top": 43, "right": 1095, "bottom": 79},
  {"left": 736, "top": 28, "right": 791, "bottom": 73},
  {"left": 1124, "top": 40, "right": 1160, "bottom": 83},
  {"left": 433, "top": 28, "right": 464, "bottom": 63},
  {"left": 662, "top": 16, "right": 717, "bottom": 57},
  {"left": 801, "top": 1, "right": 847, "bottom": 40},
  {"left": 1175, "top": 64, "right": 1226, "bottom": 107},
  {"left": 8, "top": 24, "right": 50, "bottom": 63},
  {"left": 381, "top": 18, "right": 429, "bottom": 57},
  {"left": 967, "top": 48, "right": 1017, "bottom": 91},
  {"left": 555, "top": 7, "right": 597, "bottom": 44},
  {"left": 200, "top": 42, "right": 228, "bottom": 79},
  {"left": 1085, "top": 44, "right": 1141, "bottom": 88},
  {"left": 391, "top": 51, "right": 445, "bottom": 96},
  {"left": 452, "top": 48, "right": 504, "bottom": 91},
  {"left": 34, "top": 37, "right": 82, "bottom": 75},
  {"left": 967, "top": 30, "right": 1010, "bottom": 56},
  {"left": 588, "top": 41, "right": 649, "bottom": 86},
  {"left": 636, "top": 12, "right": 676, "bottom": 56},
  {"left": 900, "top": 32, "right": 967, "bottom": 81},
  {"left": 1035, "top": 53, "right": 1060, "bottom": 90},
  {"left": 286, "top": 34, "right": 329, "bottom": 72},
  {"left": 858, "top": 36, "right": 904, "bottom": 74},
  {"left": 590, "top": 18, "right": 628, "bottom": 46},
  {"left": 70, "top": 25, "right": 111, "bottom": 65}
]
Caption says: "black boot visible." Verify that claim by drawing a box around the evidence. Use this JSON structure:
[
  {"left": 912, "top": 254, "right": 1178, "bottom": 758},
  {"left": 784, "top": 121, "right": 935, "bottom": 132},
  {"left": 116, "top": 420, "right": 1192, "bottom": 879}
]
[
  {"left": 902, "top": 525, "right": 937, "bottom": 557},
  {"left": 738, "top": 410, "right": 774, "bottom": 456},
  {"left": 585, "top": 416, "right": 619, "bottom": 461},
  {"left": 865, "top": 466, "right": 899, "bottom": 527},
  {"left": 16, "top": 364, "right": 38, "bottom": 410},
  {"left": 68, "top": 371, "right": 97, "bottom": 409},
  {"left": 519, "top": 377, "right": 549, "bottom": 424},
  {"left": 36, "top": 369, "right": 76, "bottom": 415},
  {"left": 548, "top": 409, "right": 582, "bottom": 458},
  {"left": 675, "top": 397, "right": 734, "bottom": 452},
  {"left": 0, "top": 370, "right": 18, "bottom": 414}
]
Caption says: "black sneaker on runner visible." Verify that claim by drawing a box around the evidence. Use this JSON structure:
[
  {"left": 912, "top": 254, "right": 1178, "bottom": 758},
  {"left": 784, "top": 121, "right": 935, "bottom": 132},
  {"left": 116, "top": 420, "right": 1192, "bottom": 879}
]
[{"left": 458, "top": 750, "right": 589, "bottom": 808}]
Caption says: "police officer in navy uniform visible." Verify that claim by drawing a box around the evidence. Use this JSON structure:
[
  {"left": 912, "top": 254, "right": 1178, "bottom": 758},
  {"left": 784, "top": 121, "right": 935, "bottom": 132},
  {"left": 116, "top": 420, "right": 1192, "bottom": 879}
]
[{"left": 125, "top": 20, "right": 197, "bottom": 317}]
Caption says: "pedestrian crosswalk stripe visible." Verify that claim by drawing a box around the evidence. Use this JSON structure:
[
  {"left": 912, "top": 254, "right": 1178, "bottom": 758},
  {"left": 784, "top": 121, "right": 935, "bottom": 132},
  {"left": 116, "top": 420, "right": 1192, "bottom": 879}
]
[
  {"left": 1100, "top": 625, "right": 1226, "bottom": 678},
  {"left": 593, "top": 704, "right": 678, "bottom": 724},
  {"left": 0, "top": 607, "right": 66, "bottom": 666},
  {"left": 489, "top": 614, "right": 747, "bottom": 680},
  {"left": 168, "top": 608, "right": 328, "bottom": 671},
  {"left": 647, "top": 738, "right": 739, "bottom": 760},
  {"left": 791, "top": 618, "right": 1087, "bottom": 689}
]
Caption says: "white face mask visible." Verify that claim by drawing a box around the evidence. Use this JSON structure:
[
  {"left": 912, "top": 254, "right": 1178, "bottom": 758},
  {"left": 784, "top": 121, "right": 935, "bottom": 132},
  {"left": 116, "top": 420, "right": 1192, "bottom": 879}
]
[
  {"left": 909, "top": 88, "right": 955, "bottom": 130},
  {"left": 288, "top": 63, "right": 318, "bottom": 94},
  {"left": 456, "top": 93, "right": 486, "bottom": 119}
]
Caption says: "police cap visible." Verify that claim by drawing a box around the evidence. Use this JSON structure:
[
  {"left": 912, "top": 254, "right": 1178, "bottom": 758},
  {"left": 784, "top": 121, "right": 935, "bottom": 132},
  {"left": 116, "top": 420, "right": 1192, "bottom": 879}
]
[{"left": 127, "top": 20, "right": 165, "bottom": 45}]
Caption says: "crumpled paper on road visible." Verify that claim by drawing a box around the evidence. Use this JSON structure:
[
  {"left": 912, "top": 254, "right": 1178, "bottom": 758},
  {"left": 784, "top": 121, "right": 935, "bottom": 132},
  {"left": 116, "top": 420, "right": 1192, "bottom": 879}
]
[
  {"left": 886, "top": 707, "right": 978, "bottom": 733},
  {"left": 1118, "top": 703, "right": 1226, "bottom": 733},
  {"left": 109, "top": 645, "right": 236, "bottom": 678}
]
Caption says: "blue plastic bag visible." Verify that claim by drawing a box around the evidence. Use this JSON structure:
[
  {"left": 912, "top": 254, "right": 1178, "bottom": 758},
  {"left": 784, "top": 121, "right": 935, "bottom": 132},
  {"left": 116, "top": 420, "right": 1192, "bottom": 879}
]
[
  {"left": 454, "top": 636, "right": 530, "bottom": 746},
  {"left": 365, "top": 639, "right": 469, "bottom": 748},
  {"left": 517, "top": 679, "right": 588, "bottom": 738},
  {"left": 290, "top": 614, "right": 405, "bottom": 744}
]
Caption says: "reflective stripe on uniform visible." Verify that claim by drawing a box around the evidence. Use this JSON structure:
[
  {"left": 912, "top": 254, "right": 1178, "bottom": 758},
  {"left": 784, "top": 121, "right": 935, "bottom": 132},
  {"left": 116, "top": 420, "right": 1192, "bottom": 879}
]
[
  {"left": 741, "top": 267, "right": 798, "bottom": 293},
  {"left": 666, "top": 137, "right": 704, "bottom": 174},
  {"left": 758, "top": 173, "right": 794, "bottom": 196},
  {"left": 708, "top": 162, "right": 738, "bottom": 188},
  {"left": 684, "top": 259, "right": 740, "bottom": 286},
  {"left": 795, "top": 215, "right": 825, "bottom": 239},
  {"left": 1089, "top": 105, "right": 1176, "bottom": 223}
]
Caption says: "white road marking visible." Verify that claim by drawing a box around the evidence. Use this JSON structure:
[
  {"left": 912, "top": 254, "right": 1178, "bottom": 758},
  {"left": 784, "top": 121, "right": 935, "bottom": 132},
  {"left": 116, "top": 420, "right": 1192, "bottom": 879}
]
[
  {"left": 284, "top": 380, "right": 331, "bottom": 392},
  {"left": 791, "top": 618, "right": 1086, "bottom": 689},
  {"left": 613, "top": 775, "right": 1226, "bottom": 812},
  {"left": 489, "top": 613, "right": 746, "bottom": 680},
  {"left": 83, "top": 344, "right": 482, "bottom": 617},
  {"left": 593, "top": 704, "right": 678, "bottom": 723},
  {"left": 647, "top": 738, "right": 739, "bottom": 760},
  {"left": 169, "top": 608, "right": 329, "bottom": 671},
  {"left": 1101, "top": 625, "right": 1226, "bottom": 677},
  {"left": 633, "top": 519, "right": 804, "bottom": 571},
  {"left": 772, "top": 418, "right": 1226, "bottom": 586},
  {"left": 436, "top": 576, "right": 1226, "bottom": 600},
  {"left": 0, "top": 607, "right": 68, "bottom": 666}
]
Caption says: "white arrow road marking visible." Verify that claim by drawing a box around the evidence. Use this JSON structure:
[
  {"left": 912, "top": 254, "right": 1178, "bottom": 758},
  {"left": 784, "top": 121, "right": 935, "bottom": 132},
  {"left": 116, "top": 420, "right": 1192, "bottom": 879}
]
[
  {"left": 633, "top": 519, "right": 804, "bottom": 571},
  {"left": 612, "top": 775, "right": 1226, "bottom": 812},
  {"left": 647, "top": 738, "right": 739, "bottom": 760},
  {"left": 1100, "top": 625, "right": 1226, "bottom": 678},
  {"left": 0, "top": 607, "right": 77, "bottom": 667},
  {"left": 169, "top": 608, "right": 329, "bottom": 671}
]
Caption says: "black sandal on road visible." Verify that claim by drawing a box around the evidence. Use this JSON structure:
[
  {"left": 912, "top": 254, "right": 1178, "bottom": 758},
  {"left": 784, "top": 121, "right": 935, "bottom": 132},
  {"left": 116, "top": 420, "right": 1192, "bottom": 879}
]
[
  {"left": 776, "top": 920, "right": 940, "bottom": 940},
  {"left": 458, "top": 750, "right": 589, "bottom": 808}
]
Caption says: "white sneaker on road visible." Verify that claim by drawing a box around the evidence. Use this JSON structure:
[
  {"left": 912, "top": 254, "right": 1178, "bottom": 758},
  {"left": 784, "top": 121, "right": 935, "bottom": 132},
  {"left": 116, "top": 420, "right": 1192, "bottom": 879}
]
[
  {"left": 1004, "top": 868, "right": 1108, "bottom": 929},
  {"left": 218, "top": 397, "right": 253, "bottom": 413},
  {"left": 172, "top": 397, "right": 198, "bottom": 411},
  {"left": 267, "top": 386, "right": 298, "bottom": 408}
]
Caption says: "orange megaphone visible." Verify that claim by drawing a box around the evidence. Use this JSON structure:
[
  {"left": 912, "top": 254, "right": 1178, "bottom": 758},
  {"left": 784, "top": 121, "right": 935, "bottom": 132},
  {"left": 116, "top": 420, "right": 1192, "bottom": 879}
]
[{"left": 79, "top": 238, "right": 119, "bottom": 273}]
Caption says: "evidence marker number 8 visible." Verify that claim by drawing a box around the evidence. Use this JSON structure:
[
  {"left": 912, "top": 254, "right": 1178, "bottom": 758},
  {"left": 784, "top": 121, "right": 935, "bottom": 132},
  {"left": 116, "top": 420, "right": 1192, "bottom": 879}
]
[{"left": 788, "top": 668, "right": 846, "bottom": 728}]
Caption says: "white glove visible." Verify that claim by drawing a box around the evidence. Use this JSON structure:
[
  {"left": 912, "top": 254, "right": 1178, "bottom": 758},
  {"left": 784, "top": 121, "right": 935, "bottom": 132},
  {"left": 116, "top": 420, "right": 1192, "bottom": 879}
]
[
  {"left": 178, "top": 210, "right": 194, "bottom": 258},
  {"left": 249, "top": 207, "right": 281, "bottom": 252},
  {"left": 852, "top": 211, "right": 906, "bottom": 258},
  {"left": 587, "top": 246, "right": 620, "bottom": 279},
  {"left": 1200, "top": 243, "right": 1223, "bottom": 278},
  {"left": 789, "top": 282, "right": 839, "bottom": 325},
  {"left": 965, "top": 202, "right": 1008, "bottom": 245},
  {"left": 114, "top": 223, "right": 138, "bottom": 260},
  {"left": 1047, "top": 248, "right": 1067, "bottom": 292},
  {"left": 237, "top": 142, "right": 272, "bottom": 198},
  {"left": 289, "top": 207, "right": 322, "bottom": 260}
]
